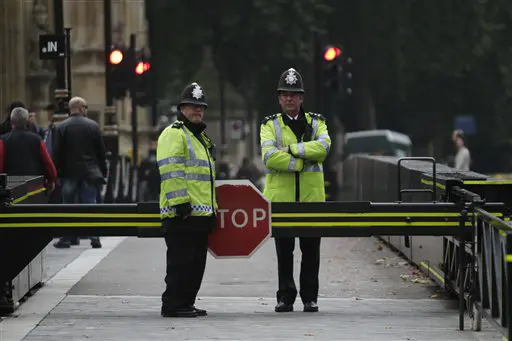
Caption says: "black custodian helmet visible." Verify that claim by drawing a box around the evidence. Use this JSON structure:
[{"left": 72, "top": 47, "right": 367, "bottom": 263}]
[
  {"left": 277, "top": 68, "right": 304, "bottom": 94},
  {"left": 178, "top": 82, "right": 208, "bottom": 108}
]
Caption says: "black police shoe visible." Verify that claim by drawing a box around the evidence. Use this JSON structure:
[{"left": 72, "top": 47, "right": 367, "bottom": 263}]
[
  {"left": 91, "top": 240, "right": 102, "bottom": 248},
  {"left": 190, "top": 305, "right": 207, "bottom": 316},
  {"left": 53, "top": 240, "right": 71, "bottom": 248},
  {"left": 274, "top": 301, "right": 293, "bottom": 313},
  {"left": 303, "top": 301, "right": 319, "bottom": 312},
  {"left": 161, "top": 306, "right": 197, "bottom": 318}
]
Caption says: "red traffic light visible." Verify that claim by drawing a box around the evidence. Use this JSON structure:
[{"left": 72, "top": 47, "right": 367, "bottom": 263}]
[
  {"left": 324, "top": 47, "right": 341, "bottom": 61},
  {"left": 135, "top": 61, "right": 151, "bottom": 75},
  {"left": 109, "top": 49, "right": 124, "bottom": 65}
]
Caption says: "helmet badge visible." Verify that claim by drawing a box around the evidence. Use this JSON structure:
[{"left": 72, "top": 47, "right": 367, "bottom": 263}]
[
  {"left": 284, "top": 70, "right": 298, "bottom": 85},
  {"left": 191, "top": 84, "right": 203, "bottom": 99}
]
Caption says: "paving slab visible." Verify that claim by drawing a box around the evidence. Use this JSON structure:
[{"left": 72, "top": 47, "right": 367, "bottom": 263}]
[
  {"left": 0, "top": 236, "right": 504, "bottom": 340},
  {"left": 20, "top": 296, "right": 502, "bottom": 341},
  {"left": 68, "top": 237, "right": 441, "bottom": 299}
]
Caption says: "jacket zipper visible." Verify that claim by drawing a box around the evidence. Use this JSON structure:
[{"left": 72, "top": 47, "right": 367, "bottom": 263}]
[{"left": 295, "top": 134, "right": 302, "bottom": 202}]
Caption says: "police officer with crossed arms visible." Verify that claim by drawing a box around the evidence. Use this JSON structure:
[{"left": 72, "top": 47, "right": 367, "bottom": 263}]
[
  {"left": 260, "top": 68, "right": 331, "bottom": 313},
  {"left": 157, "top": 82, "right": 217, "bottom": 318}
]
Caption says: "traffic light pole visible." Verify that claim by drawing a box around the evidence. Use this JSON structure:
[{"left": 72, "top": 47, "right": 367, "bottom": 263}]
[
  {"left": 312, "top": 29, "right": 324, "bottom": 114},
  {"left": 104, "top": 0, "right": 113, "bottom": 106},
  {"left": 129, "top": 34, "right": 138, "bottom": 168},
  {"left": 65, "top": 28, "right": 72, "bottom": 95},
  {"left": 53, "top": 0, "right": 68, "bottom": 114},
  {"left": 53, "top": 0, "right": 65, "bottom": 90}
]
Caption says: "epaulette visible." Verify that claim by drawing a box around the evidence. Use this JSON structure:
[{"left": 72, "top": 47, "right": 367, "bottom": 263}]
[
  {"left": 171, "top": 121, "right": 184, "bottom": 129},
  {"left": 261, "top": 114, "right": 279, "bottom": 124},
  {"left": 309, "top": 112, "right": 326, "bottom": 121}
]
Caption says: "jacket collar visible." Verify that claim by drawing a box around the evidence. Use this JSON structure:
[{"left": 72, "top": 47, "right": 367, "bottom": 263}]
[
  {"left": 178, "top": 113, "right": 206, "bottom": 136},
  {"left": 282, "top": 108, "right": 305, "bottom": 123}
]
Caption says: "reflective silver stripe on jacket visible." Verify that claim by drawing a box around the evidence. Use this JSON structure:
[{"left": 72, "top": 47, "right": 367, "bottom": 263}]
[
  {"left": 158, "top": 156, "right": 185, "bottom": 167},
  {"left": 273, "top": 118, "right": 283, "bottom": 148},
  {"left": 185, "top": 173, "right": 210, "bottom": 181},
  {"left": 265, "top": 163, "right": 322, "bottom": 173},
  {"left": 166, "top": 188, "right": 189, "bottom": 200},
  {"left": 161, "top": 170, "right": 185, "bottom": 181},
  {"left": 261, "top": 140, "right": 275, "bottom": 148},
  {"left": 288, "top": 157, "right": 297, "bottom": 171},
  {"left": 185, "top": 159, "right": 210, "bottom": 167},
  {"left": 264, "top": 147, "right": 278, "bottom": 163},
  {"left": 304, "top": 164, "right": 323, "bottom": 172},
  {"left": 183, "top": 128, "right": 197, "bottom": 160},
  {"left": 311, "top": 118, "right": 319, "bottom": 140},
  {"left": 317, "top": 133, "right": 330, "bottom": 152},
  {"left": 296, "top": 143, "right": 306, "bottom": 157}
]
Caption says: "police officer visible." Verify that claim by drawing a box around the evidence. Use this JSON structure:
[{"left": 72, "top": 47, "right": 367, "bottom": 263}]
[
  {"left": 260, "top": 68, "right": 331, "bottom": 313},
  {"left": 157, "top": 82, "right": 217, "bottom": 318}
]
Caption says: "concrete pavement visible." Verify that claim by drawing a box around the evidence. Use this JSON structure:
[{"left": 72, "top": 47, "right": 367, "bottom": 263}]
[{"left": 0, "top": 237, "right": 504, "bottom": 340}]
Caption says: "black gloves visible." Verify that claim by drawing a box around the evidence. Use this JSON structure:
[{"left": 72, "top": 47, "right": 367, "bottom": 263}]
[{"left": 174, "top": 203, "right": 192, "bottom": 218}]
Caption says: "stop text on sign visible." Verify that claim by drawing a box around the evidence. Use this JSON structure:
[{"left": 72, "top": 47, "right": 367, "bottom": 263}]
[{"left": 218, "top": 208, "right": 267, "bottom": 229}]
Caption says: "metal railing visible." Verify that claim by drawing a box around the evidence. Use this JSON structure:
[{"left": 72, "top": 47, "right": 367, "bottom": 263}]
[{"left": 471, "top": 206, "right": 512, "bottom": 340}]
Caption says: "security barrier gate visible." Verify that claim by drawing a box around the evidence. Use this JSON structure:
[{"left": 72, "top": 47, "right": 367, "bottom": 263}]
[{"left": 0, "top": 156, "right": 511, "bottom": 340}]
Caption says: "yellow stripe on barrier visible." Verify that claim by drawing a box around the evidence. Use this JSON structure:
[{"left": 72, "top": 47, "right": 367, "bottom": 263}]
[
  {"left": 273, "top": 212, "right": 503, "bottom": 218},
  {"left": 273, "top": 212, "right": 459, "bottom": 218},
  {"left": 0, "top": 213, "right": 160, "bottom": 219},
  {"left": 464, "top": 180, "right": 512, "bottom": 186},
  {"left": 505, "top": 255, "right": 512, "bottom": 263},
  {"left": 421, "top": 179, "right": 446, "bottom": 190},
  {"left": 0, "top": 222, "right": 161, "bottom": 228},
  {"left": 420, "top": 262, "right": 445, "bottom": 284},
  {"left": 11, "top": 187, "right": 46, "bottom": 204},
  {"left": 272, "top": 221, "right": 472, "bottom": 227}
]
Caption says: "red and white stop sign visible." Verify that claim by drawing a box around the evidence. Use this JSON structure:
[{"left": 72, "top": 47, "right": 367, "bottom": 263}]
[{"left": 208, "top": 180, "right": 271, "bottom": 258}]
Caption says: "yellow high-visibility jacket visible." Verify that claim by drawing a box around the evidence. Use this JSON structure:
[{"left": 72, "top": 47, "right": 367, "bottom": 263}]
[
  {"left": 157, "top": 120, "right": 217, "bottom": 219},
  {"left": 260, "top": 112, "right": 331, "bottom": 202}
]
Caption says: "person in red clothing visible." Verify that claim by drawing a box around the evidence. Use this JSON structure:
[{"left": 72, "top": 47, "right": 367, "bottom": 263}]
[{"left": 0, "top": 107, "right": 57, "bottom": 191}]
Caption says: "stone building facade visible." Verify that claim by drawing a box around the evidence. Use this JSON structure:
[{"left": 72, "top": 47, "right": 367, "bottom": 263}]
[{"left": 0, "top": 0, "right": 152, "bottom": 158}]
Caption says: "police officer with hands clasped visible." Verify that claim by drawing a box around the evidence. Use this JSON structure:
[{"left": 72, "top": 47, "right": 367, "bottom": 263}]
[
  {"left": 157, "top": 82, "right": 217, "bottom": 318},
  {"left": 260, "top": 68, "right": 331, "bottom": 313}
]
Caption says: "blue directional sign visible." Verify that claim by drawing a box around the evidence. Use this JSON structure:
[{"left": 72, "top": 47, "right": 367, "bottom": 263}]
[{"left": 454, "top": 115, "right": 476, "bottom": 135}]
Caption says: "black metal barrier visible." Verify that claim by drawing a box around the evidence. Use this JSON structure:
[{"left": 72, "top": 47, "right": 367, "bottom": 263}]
[
  {"left": 101, "top": 154, "right": 139, "bottom": 204},
  {"left": 0, "top": 176, "right": 48, "bottom": 314},
  {"left": 340, "top": 155, "right": 512, "bottom": 340},
  {"left": 1, "top": 154, "right": 511, "bottom": 339},
  {"left": 0, "top": 175, "right": 508, "bottom": 333}
]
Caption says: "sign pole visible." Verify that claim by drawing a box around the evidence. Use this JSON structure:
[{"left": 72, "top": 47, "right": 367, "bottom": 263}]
[
  {"left": 65, "top": 28, "right": 72, "bottom": 96},
  {"left": 52, "top": 0, "right": 68, "bottom": 115},
  {"left": 129, "top": 34, "right": 138, "bottom": 167}
]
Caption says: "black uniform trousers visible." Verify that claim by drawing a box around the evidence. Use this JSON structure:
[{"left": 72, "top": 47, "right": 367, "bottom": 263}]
[
  {"left": 275, "top": 237, "right": 321, "bottom": 305},
  {"left": 161, "top": 217, "right": 213, "bottom": 310}
]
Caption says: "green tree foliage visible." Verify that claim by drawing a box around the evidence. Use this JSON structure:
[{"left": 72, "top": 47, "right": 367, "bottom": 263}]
[{"left": 148, "top": 0, "right": 512, "bottom": 171}]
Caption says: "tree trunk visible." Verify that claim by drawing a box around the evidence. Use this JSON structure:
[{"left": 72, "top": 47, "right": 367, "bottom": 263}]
[{"left": 356, "top": 74, "right": 377, "bottom": 130}]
